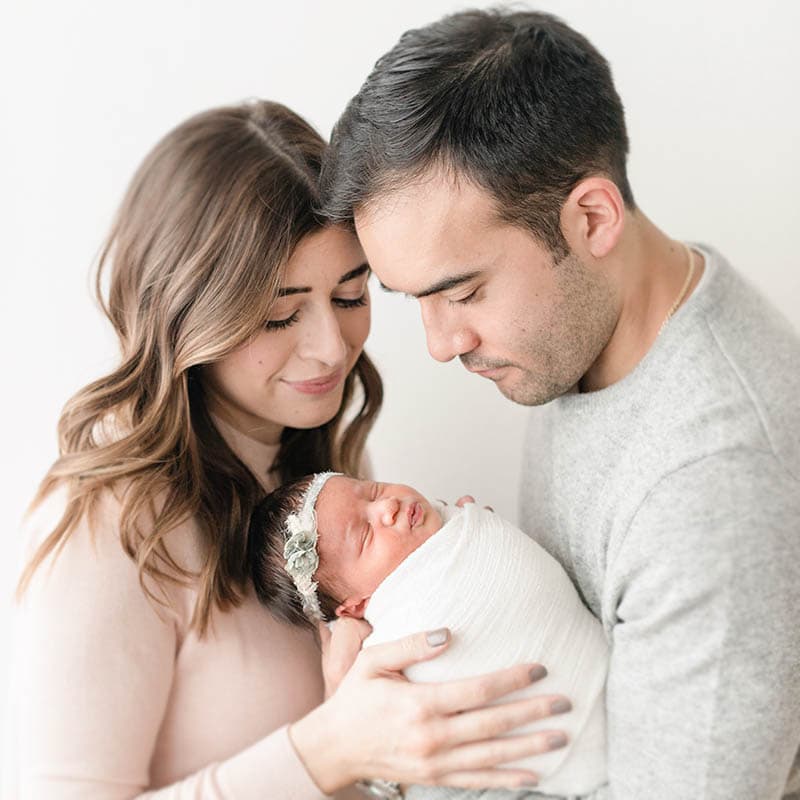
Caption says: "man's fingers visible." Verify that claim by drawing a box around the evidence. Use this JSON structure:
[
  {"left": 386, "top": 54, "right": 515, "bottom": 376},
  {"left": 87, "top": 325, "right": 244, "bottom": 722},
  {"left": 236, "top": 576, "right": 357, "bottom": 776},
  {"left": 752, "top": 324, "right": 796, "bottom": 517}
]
[{"left": 357, "top": 628, "right": 451, "bottom": 676}]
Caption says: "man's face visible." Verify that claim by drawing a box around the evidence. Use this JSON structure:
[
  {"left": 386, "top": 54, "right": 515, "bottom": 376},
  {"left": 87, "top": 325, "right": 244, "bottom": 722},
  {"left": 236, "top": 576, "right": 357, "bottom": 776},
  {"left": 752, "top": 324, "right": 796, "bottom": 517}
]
[{"left": 355, "top": 170, "right": 618, "bottom": 405}]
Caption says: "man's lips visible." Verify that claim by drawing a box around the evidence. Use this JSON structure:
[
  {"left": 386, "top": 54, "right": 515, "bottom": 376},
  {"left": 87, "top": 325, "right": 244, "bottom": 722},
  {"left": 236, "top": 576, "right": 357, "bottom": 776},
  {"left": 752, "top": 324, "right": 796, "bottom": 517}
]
[
  {"left": 467, "top": 365, "right": 508, "bottom": 380},
  {"left": 462, "top": 357, "right": 511, "bottom": 381},
  {"left": 284, "top": 370, "right": 343, "bottom": 395}
]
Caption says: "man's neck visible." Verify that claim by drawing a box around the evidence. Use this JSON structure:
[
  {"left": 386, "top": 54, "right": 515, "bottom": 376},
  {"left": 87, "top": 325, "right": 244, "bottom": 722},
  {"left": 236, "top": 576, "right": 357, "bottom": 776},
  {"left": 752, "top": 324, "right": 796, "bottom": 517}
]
[{"left": 580, "top": 214, "right": 705, "bottom": 393}]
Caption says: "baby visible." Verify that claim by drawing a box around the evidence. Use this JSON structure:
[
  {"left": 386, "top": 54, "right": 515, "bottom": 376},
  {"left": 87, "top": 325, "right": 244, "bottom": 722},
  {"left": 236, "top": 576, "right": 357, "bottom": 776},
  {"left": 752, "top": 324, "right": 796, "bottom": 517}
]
[{"left": 248, "top": 472, "right": 608, "bottom": 796}]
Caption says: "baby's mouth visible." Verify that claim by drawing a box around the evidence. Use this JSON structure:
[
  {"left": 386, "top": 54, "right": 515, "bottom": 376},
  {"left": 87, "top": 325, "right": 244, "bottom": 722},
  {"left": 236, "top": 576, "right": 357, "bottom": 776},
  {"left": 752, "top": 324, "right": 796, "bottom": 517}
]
[{"left": 407, "top": 502, "right": 423, "bottom": 528}]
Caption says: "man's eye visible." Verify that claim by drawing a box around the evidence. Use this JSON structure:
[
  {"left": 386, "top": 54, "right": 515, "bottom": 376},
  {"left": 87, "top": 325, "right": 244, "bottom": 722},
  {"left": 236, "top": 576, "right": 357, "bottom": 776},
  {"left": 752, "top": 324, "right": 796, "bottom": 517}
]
[
  {"left": 448, "top": 288, "right": 479, "bottom": 306},
  {"left": 265, "top": 311, "right": 299, "bottom": 331}
]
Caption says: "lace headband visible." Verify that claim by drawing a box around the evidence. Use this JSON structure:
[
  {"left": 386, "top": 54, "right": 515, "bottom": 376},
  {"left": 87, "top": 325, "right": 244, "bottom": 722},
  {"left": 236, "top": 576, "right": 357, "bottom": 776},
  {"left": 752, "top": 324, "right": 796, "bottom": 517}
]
[{"left": 283, "top": 471, "right": 342, "bottom": 621}]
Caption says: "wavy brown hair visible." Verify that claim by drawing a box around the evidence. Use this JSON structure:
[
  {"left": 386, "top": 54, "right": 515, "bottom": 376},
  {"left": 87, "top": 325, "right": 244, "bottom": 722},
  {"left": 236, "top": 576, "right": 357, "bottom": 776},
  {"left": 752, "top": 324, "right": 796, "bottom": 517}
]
[{"left": 18, "top": 100, "right": 383, "bottom": 633}]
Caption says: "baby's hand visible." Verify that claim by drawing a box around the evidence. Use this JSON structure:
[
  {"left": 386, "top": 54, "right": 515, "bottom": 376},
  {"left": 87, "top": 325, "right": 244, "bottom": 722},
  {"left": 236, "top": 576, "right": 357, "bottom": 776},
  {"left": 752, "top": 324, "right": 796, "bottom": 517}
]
[{"left": 456, "top": 494, "right": 494, "bottom": 511}]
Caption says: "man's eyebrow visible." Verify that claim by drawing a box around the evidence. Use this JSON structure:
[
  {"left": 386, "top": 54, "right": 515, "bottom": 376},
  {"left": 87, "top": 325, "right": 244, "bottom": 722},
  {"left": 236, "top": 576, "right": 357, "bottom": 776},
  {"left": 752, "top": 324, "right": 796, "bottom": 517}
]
[
  {"left": 277, "top": 263, "right": 371, "bottom": 297},
  {"left": 380, "top": 271, "right": 482, "bottom": 299}
]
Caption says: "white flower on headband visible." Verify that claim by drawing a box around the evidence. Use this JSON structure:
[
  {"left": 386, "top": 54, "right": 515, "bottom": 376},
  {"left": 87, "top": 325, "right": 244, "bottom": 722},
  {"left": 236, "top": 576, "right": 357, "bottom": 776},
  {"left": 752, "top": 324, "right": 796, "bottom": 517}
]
[{"left": 282, "top": 472, "right": 342, "bottom": 621}]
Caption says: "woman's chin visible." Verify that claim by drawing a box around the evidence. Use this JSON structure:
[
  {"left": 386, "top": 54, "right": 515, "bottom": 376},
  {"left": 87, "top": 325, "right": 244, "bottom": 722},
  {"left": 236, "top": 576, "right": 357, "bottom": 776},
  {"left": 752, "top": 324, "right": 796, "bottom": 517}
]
[{"left": 284, "top": 390, "right": 346, "bottom": 430}]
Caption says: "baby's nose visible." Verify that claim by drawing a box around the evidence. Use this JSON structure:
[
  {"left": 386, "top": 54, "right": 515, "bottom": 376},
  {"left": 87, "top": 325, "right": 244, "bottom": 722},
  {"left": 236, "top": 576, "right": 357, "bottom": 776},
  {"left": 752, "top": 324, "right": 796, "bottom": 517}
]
[{"left": 378, "top": 497, "right": 400, "bottom": 526}]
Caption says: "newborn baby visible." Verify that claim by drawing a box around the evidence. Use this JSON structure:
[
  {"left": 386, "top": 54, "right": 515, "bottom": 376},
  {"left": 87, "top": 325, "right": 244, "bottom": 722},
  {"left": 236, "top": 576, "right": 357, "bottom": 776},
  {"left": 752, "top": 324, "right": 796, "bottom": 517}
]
[{"left": 248, "top": 472, "right": 608, "bottom": 796}]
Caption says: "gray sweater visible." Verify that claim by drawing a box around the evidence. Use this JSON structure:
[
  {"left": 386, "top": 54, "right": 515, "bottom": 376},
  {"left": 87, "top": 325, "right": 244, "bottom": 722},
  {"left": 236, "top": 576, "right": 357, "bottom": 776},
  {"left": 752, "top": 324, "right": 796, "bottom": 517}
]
[{"left": 409, "top": 245, "right": 800, "bottom": 799}]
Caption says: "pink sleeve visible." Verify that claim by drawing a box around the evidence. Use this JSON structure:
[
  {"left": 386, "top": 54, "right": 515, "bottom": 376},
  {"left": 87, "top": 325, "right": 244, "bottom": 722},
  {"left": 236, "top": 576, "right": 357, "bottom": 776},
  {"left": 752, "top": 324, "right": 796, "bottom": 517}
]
[{"left": 9, "top": 491, "right": 328, "bottom": 800}]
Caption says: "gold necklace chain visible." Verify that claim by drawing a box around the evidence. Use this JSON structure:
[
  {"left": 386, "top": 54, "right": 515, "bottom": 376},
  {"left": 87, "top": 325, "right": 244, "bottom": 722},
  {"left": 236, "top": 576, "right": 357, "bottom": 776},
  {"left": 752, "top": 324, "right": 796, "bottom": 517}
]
[{"left": 658, "top": 242, "right": 695, "bottom": 336}]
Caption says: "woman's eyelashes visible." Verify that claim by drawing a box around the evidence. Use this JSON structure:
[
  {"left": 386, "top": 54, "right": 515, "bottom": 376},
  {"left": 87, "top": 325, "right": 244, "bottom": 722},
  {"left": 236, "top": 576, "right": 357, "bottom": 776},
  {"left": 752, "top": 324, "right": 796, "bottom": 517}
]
[
  {"left": 264, "top": 292, "right": 368, "bottom": 331},
  {"left": 265, "top": 311, "right": 300, "bottom": 330},
  {"left": 333, "top": 293, "right": 368, "bottom": 309}
]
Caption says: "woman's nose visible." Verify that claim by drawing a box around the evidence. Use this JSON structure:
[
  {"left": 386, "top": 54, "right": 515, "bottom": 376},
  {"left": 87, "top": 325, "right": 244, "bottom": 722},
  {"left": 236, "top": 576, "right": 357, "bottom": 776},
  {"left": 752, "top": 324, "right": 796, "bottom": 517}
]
[{"left": 299, "top": 306, "right": 348, "bottom": 366}]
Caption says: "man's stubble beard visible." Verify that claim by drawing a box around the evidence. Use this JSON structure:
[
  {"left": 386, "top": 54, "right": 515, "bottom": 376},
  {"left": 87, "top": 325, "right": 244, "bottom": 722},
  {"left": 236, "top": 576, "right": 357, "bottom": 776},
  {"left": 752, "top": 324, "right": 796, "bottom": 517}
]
[{"left": 496, "top": 252, "right": 618, "bottom": 407}]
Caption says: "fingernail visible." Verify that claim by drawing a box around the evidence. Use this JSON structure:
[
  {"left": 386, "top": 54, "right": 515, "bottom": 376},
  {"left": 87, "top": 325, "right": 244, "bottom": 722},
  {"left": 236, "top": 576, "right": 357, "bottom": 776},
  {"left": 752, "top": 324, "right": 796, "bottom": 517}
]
[
  {"left": 550, "top": 698, "right": 572, "bottom": 714},
  {"left": 529, "top": 664, "right": 548, "bottom": 682},
  {"left": 519, "top": 777, "right": 539, "bottom": 787},
  {"left": 547, "top": 733, "right": 568, "bottom": 750},
  {"left": 426, "top": 628, "right": 449, "bottom": 647}
]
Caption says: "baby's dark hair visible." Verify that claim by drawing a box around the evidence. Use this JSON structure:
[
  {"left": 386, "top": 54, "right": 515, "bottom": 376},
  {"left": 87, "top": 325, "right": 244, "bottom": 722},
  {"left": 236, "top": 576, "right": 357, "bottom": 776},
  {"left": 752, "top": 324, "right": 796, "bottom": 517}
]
[{"left": 248, "top": 475, "right": 341, "bottom": 629}]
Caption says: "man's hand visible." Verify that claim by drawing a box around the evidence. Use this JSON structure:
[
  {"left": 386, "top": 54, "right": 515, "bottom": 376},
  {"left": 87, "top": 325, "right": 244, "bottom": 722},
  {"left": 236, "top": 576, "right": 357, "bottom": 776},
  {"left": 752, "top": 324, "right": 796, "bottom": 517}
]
[{"left": 318, "top": 617, "right": 373, "bottom": 698}]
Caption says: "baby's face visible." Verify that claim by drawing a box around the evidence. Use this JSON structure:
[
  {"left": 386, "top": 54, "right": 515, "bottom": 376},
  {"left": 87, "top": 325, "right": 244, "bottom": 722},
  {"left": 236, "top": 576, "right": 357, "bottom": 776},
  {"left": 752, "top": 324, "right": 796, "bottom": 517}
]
[{"left": 315, "top": 476, "right": 443, "bottom": 617}]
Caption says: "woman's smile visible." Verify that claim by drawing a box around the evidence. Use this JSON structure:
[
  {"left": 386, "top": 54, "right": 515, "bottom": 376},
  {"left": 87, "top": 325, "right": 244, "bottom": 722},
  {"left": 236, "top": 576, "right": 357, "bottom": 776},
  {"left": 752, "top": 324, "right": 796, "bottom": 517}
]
[{"left": 284, "top": 370, "right": 344, "bottom": 395}]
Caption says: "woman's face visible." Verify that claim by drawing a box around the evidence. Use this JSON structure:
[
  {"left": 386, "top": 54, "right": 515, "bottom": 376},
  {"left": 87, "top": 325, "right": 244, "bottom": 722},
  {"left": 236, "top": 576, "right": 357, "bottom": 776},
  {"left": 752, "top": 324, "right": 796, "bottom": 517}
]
[{"left": 203, "top": 226, "right": 371, "bottom": 443}]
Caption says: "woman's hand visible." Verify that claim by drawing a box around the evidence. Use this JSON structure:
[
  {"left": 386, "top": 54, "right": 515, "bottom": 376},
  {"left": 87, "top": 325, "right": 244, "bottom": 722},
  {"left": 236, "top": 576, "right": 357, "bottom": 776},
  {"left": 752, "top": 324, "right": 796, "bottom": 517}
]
[{"left": 290, "top": 628, "right": 570, "bottom": 793}]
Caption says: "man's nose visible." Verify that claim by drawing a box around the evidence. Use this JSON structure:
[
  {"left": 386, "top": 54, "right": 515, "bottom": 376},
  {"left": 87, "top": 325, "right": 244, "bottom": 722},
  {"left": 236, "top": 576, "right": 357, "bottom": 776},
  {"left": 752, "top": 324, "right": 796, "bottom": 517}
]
[{"left": 420, "top": 304, "right": 479, "bottom": 363}]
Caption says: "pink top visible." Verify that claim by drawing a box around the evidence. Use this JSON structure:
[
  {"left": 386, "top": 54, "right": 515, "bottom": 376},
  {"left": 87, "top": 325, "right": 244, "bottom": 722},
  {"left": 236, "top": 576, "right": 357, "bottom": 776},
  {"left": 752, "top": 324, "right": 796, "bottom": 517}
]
[{"left": 4, "top": 418, "right": 355, "bottom": 799}]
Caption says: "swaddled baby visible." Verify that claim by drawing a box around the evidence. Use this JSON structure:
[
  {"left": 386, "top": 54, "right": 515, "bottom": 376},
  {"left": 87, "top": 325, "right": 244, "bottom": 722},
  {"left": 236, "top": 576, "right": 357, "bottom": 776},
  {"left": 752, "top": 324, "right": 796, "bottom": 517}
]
[{"left": 248, "top": 472, "right": 608, "bottom": 796}]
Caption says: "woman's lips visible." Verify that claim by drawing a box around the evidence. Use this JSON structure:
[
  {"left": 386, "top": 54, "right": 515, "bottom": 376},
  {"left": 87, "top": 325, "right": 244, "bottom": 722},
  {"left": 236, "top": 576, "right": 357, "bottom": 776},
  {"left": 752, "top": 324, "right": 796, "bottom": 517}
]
[{"left": 285, "top": 370, "right": 343, "bottom": 395}]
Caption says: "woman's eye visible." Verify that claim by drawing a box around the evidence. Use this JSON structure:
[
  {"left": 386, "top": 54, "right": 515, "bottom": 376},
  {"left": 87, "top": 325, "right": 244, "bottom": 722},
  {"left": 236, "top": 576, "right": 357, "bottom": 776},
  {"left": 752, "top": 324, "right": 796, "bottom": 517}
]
[
  {"left": 333, "top": 294, "right": 368, "bottom": 309},
  {"left": 265, "top": 311, "right": 299, "bottom": 331}
]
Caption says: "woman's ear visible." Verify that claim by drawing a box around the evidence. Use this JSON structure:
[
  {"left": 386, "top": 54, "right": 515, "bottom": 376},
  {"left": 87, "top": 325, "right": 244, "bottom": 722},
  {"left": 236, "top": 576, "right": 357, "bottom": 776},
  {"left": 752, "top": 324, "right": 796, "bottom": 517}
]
[
  {"left": 560, "top": 176, "right": 625, "bottom": 259},
  {"left": 336, "top": 595, "right": 370, "bottom": 619}
]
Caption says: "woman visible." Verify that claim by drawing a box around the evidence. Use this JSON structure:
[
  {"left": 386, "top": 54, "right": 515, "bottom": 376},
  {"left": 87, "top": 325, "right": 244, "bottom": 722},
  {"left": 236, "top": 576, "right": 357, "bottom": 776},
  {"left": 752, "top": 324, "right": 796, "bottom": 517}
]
[{"left": 5, "top": 100, "right": 564, "bottom": 798}]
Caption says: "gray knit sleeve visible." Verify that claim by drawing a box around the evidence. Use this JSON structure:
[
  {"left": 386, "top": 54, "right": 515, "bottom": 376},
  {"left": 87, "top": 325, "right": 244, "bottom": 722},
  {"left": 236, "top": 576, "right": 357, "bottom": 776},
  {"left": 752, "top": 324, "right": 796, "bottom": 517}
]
[{"left": 596, "top": 448, "right": 800, "bottom": 799}]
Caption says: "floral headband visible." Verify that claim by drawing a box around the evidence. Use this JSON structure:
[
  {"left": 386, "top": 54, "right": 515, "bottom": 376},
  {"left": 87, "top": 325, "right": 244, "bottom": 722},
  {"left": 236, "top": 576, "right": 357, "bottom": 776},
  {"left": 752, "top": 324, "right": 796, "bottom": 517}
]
[{"left": 283, "top": 471, "right": 342, "bottom": 621}]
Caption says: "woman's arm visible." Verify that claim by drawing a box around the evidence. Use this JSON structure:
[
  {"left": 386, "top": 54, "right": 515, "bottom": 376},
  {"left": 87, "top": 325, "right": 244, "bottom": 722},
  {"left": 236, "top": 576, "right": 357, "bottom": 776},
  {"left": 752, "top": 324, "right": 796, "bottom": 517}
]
[
  {"left": 10, "top": 492, "right": 328, "bottom": 800},
  {"left": 11, "top": 492, "right": 564, "bottom": 799}
]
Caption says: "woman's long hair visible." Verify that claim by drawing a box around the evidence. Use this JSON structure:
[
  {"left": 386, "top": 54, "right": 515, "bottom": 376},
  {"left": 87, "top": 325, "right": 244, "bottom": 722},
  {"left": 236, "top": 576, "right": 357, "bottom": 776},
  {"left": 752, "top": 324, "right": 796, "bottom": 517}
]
[{"left": 18, "top": 100, "right": 383, "bottom": 632}]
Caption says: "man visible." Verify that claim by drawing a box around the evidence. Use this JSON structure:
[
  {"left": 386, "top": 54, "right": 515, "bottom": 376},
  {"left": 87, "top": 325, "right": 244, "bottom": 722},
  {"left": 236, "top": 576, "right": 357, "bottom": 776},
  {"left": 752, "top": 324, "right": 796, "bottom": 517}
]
[{"left": 320, "top": 9, "right": 800, "bottom": 800}]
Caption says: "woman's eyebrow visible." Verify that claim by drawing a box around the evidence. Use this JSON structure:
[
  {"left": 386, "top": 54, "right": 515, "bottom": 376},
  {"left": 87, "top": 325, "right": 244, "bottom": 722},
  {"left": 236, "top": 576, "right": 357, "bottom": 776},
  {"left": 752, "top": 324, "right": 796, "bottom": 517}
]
[
  {"left": 277, "top": 263, "right": 370, "bottom": 297},
  {"left": 338, "top": 263, "right": 370, "bottom": 284}
]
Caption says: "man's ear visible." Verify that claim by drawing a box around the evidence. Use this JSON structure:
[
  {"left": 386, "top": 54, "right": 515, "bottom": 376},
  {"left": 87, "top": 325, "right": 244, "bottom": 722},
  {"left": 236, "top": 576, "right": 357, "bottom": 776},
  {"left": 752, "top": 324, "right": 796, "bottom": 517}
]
[
  {"left": 560, "top": 176, "right": 625, "bottom": 259},
  {"left": 336, "top": 595, "right": 370, "bottom": 619}
]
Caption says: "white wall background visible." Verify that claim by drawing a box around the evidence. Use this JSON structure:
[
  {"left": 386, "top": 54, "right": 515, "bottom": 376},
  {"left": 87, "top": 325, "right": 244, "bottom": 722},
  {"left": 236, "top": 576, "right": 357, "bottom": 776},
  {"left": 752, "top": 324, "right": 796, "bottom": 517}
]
[{"left": 1, "top": 0, "right": 798, "bottom": 741}]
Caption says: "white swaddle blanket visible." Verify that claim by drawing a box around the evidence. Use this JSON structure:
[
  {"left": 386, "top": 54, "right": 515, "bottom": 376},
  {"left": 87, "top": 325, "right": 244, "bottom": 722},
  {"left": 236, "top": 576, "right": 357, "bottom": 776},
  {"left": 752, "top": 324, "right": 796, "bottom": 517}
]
[{"left": 364, "top": 504, "right": 608, "bottom": 796}]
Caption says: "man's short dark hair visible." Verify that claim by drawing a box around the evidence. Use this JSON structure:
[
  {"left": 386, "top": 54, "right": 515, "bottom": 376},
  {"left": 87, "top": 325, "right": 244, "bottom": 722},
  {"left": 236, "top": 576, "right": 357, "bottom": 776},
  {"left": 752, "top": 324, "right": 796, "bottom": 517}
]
[{"left": 321, "top": 8, "right": 634, "bottom": 256}]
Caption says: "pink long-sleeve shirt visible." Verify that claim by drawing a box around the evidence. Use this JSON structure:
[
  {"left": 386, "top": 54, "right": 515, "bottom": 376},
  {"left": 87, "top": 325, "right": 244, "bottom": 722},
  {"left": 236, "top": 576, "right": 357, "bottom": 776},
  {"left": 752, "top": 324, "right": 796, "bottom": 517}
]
[{"left": 4, "top": 419, "right": 347, "bottom": 799}]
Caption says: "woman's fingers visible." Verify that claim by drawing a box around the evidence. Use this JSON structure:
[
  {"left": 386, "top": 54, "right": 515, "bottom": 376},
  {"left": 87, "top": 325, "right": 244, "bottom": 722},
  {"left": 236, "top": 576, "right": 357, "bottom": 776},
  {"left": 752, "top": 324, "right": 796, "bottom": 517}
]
[
  {"left": 455, "top": 495, "right": 476, "bottom": 507},
  {"left": 439, "top": 694, "right": 572, "bottom": 747},
  {"left": 422, "top": 662, "right": 547, "bottom": 714},
  {"left": 426, "top": 767, "right": 540, "bottom": 790},
  {"left": 429, "top": 729, "right": 569, "bottom": 779},
  {"left": 356, "top": 628, "right": 451, "bottom": 677}
]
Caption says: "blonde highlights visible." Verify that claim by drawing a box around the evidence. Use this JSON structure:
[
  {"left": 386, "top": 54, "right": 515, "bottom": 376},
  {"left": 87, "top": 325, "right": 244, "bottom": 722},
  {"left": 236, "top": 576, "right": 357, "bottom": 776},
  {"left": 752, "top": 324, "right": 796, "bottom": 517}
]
[{"left": 19, "top": 101, "right": 382, "bottom": 632}]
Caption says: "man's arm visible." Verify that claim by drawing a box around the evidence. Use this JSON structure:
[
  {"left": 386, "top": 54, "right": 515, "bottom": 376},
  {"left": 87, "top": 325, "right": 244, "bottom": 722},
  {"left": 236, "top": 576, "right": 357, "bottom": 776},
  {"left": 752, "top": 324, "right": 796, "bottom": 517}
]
[{"left": 594, "top": 447, "right": 800, "bottom": 799}]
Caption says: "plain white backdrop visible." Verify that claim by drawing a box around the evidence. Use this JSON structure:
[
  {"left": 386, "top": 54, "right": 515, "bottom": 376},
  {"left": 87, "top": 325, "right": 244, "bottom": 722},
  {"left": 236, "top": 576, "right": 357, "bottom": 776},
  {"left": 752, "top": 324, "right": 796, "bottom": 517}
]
[{"left": 1, "top": 0, "right": 798, "bottom": 742}]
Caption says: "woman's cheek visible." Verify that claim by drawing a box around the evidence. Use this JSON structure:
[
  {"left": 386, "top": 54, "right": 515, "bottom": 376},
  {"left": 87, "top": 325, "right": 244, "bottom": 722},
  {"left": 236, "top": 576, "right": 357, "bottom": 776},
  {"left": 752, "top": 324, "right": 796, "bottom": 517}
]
[{"left": 343, "top": 305, "right": 371, "bottom": 355}]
